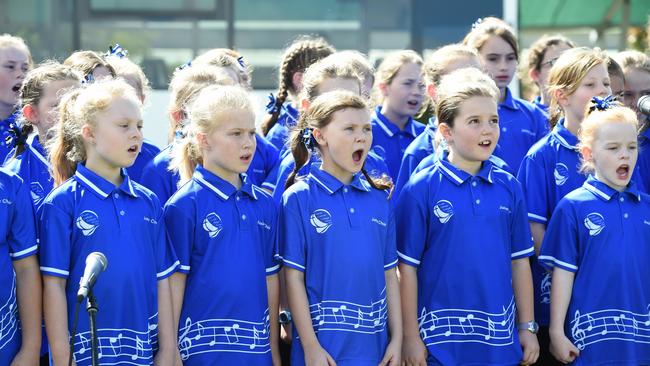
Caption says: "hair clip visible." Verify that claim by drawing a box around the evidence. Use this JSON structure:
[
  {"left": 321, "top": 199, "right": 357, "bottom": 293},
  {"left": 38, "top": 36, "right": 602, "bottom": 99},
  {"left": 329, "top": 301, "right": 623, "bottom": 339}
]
[
  {"left": 265, "top": 93, "right": 279, "bottom": 114},
  {"left": 82, "top": 73, "right": 94, "bottom": 84},
  {"left": 590, "top": 95, "right": 615, "bottom": 112},
  {"left": 471, "top": 18, "right": 484, "bottom": 30},
  {"left": 175, "top": 60, "right": 192, "bottom": 71},
  {"left": 237, "top": 56, "right": 246, "bottom": 70},
  {"left": 106, "top": 44, "right": 128, "bottom": 59},
  {"left": 4, "top": 122, "right": 27, "bottom": 148},
  {"left": 301, "top": 127, "right": 316, "bottom": 150}
]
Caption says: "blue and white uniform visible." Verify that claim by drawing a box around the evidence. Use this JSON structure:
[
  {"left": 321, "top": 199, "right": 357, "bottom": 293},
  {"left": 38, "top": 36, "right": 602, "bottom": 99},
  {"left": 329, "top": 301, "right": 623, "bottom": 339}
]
[
  {"left": 164, "top": 165, "right": 279, "bottom": 365},
  {"left": 393, "top": 119, "right": 436, "bottom": 200},
  {"left": 39, "top": 164, "right": 179, "bottom": 366},
  {"left": 397, "top": 154, "right": 534, "bottom": 365},
  {"left": 140, "top": 145, "right": 180, "bottom": 206},
  {"left": 265, "top": 102, "right": 299, "bottom": 153},
  {"left": 126, "top": 139, "right": 161, "bottom": 183},
  {"left": 280, "top": 165, "right": 397, "bottom": 366},
  {"left": 0, "top": 110, "right": 20, "bottom": 162},
  {"left": 371, "top": 106, "right": 425, "bottom": 180},
  {"left": 0, "top": 168, "right": 37, "bottom": 364},
  {"left": 494, "top": 87, "right": 549, "bottom": 172},
  {"left": 637, "top": 119, "right": 650, "bottom": 187},
  {"left": 3, "top": 134, "right": 53, "bottom": 209},
  {"left": 539, "top": 176, "right": 650, "bottom": 365},
  {"left": 533, "top": 96, "right": 549, "bottom": 116}
]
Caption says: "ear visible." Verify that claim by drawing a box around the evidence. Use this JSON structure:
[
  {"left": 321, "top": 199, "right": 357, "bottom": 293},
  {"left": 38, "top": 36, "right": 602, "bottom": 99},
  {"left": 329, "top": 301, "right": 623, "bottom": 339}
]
[
  {"left": 196, "top": 132, "right": 210, "bottom": 151},
  {"left": 438, "top": 122, "right": 453, "bottom": 145},
  {"left": 81, "top": 124, "right": 95, "bottom": 145},
  {"left": 528, "top": 68, "right": 540, "bottom": 84},
  {"left": 426, "top": 83, "right": 436, "bottom": 100},
  {"left": 555, "top": 88, "right": 569, "bottom": 107},
  {"left": 170, "top": 110, "right": 185, "bottom": 127},
  {"left": 300, "top": 98, "right": 311, "bottom": 112},
  {"left": 292, "top": 71, "right": 304, "bottom": 94},
  {"left": 312, "top": 127, "right": 326, "bottom": 146},
  {"left": 378, "top": 82, "right": 389, "bottom": 97},
  {"left": 21, "top": 104, "right": 39, "bottom": 124},
  {"left": 580, "top": 144, "right": 593, "bottom": 164}
]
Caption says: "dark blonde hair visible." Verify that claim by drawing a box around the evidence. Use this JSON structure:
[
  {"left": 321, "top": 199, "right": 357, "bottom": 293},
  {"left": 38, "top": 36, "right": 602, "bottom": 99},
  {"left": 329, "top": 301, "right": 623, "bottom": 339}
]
[
  {"left": 170, "top": 85, "right": 255, "bottom": 184},
  {"left": 286, "top": 90, "right": 392, "bottom": 192},
  {"left": 372, "top": 50, "right": 423, "bottom": 105},
  {"left": 107, "top": 57, "right": 150, "bottom": 101},
  {"left": 64, "top": 50, "right": 116, "bottom": 79},
  {"left": 525, "top": 34, "right": 575, "bottom": 74},
  {"left": 436, "top": 67, "right": 499, "bottom": 128},
  {"left": 578, "top": 101, "right": 638, "bottom": 173},
  {"left": 260, "top": 36, "right": 335, "bottom": 136},
  {"left": 547, "top": 47, "right": 608, "bottom": 127},
  {"left": 192, "top": 48, "right": 252, "bottom": 89},
  {"left": 13, "top": 61, "right": 80, "bottom": 156},
  {"left": 614, "top": 50, "right": 650, "bottom": 74},
  {"left": 49, "top": 79, "right": 140, "bottom": 185},
  {"left": 463, "top": 17, "right": 519, "bottom": 58},
  {"left": 299, "top": 53, "right": 363, "bottom": 103}
]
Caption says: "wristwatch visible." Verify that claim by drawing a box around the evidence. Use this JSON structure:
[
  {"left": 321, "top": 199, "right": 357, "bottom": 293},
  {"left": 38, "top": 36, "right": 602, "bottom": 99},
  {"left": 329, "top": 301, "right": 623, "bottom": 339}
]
[
  {"left": 279, "top": 310, "right": 292, "bottom": 325},
  {"left": 517, "top": 321, "right": 539, "bottom": 334}
]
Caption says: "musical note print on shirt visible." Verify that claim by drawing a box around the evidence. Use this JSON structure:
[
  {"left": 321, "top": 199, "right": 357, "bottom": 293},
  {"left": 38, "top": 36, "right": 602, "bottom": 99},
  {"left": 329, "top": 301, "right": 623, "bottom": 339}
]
[
  {"left": 0, "top": 274, "right": 18, "bottom": 350},
  {"left": 570, "top": 306, "right": 650, "bottom": 351},
  {"left": 178, "top": 308, "right": 271, "bottom": 361},
  {"left": 308, "top": 287, "right": 388, "bottom": 335},
  {"left": 417, "top": 297, "right": 516, "bottom": 346}
]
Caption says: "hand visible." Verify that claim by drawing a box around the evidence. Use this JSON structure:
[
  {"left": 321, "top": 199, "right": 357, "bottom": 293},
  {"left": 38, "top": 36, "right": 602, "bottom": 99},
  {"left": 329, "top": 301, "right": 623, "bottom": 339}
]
[
  {"left": 401, "top": 335, "right": 427, "bottom": 366},
  {"left": 10, "top": 348, "right": 40, "bottom": 366},
  {"left": 379, "top": 338, "right": 401, "bottom": 366},
  {"left": 549, "top": 331, "right": 580, "bottom": 364},
  {"left": 518, "top": 330, "right": 540, "bottom": 365},
  {"left": 304, "top": 342, "right": 336, "bottom": 366},
  {"left": 281, "top": 323, "right": 292, "bottom": 344}
]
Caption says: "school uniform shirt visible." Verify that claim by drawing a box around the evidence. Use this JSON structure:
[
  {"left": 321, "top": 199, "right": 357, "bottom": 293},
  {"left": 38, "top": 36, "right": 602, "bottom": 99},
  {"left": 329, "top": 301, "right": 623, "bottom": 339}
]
[
  {"left": 0, "top": 168, "right": 37, "bottom": 364},
  {"left": 539, "top": 176, "right": 650, "bottom": 365},
  {"left": 250, "top": 134, "right": 281, "bottom": 186},
  {"left": 3, "top": 134, "right": 53, "bottom": 209},
  {"left": 0, "top": 110, "right": 21, "bottom": 164},
  {"left": 265, "top": 102, "right": 299, "bottom": 152},
  {"left": 397, "top": 153, "right": 534, "bottom": 365},
  {"left": 533, "top": 96, "right": 549, "bottom": 116},
  {"left": 517, "top": 120, "right": 648, "bottom": 327},
  {"left": 394, "top": 119, "right": 436, "bottom": 200},
  {"left": 271, "top": 150, "right": 391, "bottom": 204},
  {"left": 139, "top": 144, "right": 180, "bottom": 206},
  {"left": 371, "top": 106, "right": 425, "bottom": 180},
  {"left": 39, "top": 164, "right": 179, "bottom": 366},
  {"left": 493, "top": 87, "right": 549, "bottom": 172},
  {"left": 637, "top": 120, "right": 650, "bottom": 188},
  {"left": 164, "top": 165, "right": 280, "bottom": 365},
  {"left": 126, "top": 139, "right": 161, "bottom": 183},
  {"left": 280, "top": 165, "right": 397, "bottom": 366}
]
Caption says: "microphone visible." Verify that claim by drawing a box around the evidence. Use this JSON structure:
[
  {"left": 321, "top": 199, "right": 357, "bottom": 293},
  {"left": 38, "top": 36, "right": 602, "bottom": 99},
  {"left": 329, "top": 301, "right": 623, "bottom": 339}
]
[
  {"left": 76, "top": 252, "right": 108, "bottom": 302},
  {"left": 638, "top": 95, "right": 650, "bottom": 116}
]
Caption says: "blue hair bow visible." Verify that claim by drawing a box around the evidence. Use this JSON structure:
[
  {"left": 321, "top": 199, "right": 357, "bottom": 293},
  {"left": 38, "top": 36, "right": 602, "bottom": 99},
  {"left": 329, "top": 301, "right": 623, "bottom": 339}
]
[
  {"left": 175, "top": 60, "right": 192, "bottom": 71},
  {"left": 301, "top": 128, "right": 316, "bottom": 150},
  {"left": 591, "top": 95, "right": 615, "bottom": 112},
  {"left": 471, "top": 18, "right": 483, "bottom": 29},
  {"left": 106, "top": 44, "right": 128, "bottom": 59},
  {"left": 265, "top": 93, "right": 279, "bottom": 114},
  {"left": 237, "top": 56, "right": 246, "bottom": 70},
  {"left": 4, "top": 122, "right": 27, "bottom": 148},
  {"left": 82, "top": 73, "right": 94, "bottom": 84}
]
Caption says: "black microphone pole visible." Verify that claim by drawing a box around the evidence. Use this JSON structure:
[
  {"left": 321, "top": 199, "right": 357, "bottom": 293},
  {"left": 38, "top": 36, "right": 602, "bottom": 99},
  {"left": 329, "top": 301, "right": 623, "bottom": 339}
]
[{"left": 87, "top": 290, "right": 100, "bottom": 366}]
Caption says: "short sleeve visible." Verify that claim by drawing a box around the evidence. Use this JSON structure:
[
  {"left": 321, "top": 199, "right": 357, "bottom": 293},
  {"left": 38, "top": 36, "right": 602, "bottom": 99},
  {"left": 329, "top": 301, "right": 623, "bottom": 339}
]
[
  {"left": 279, "top": 192, "right": 307, "bottom": 272},
  {"left": 517, "top": 155, "right": 550, "bottom": 223},
  {"left": 272, "top": 161, "right": 295, "bottom": 204},
  {"left": 263, "top": 200, "right": 281, "bottom": 275},
  {"left": 383, "top": 209, "right": 398, "bottom": 270},
  {"left": 39, "top": 202, "right": 73, "bottom": 278},
  {"left": 395, "top": 178, "right": 429, "bottom": 267},
  {"left": 163, "top": 202, "right": 195, "bottom": 274},
  {"left": 510, "top": 180, "right": 535, "bottom": 259},
  {"left": 140, "top": 161, "right": 175, "bottom": 205},
  {"left": 539, "top": 200, "right": 579, "bottom": 272},
  {"left": 8, "top": 177, "right": 37, "bottom": 260},
  {"left": 152, "top": 200, "right": 179, "bottom": 280},
  {"left": 262, "top": 162, "right": 279, "bottom": 192},
  {"left": 393, "top": 154, "right": 419, "bottom": 202}
]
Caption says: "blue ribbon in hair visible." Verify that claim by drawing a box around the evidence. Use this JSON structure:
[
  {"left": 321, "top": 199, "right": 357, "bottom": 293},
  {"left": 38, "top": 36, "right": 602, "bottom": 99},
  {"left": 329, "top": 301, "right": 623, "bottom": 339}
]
[
  {"left": 301, "top": 128, "right": 316, "bottom": 150},
  {"left": 237, "top": 56, "right": 246, "bottom": 70},
  {"left": 4, "top": 122, "right": 27, "bottom": 148},
  {"left": 106, "top": 44, "right": 128, "bottom": 58},
  {"left": 265, "top": 93, "right": 279, "bottom": 114},
  {"left": 590, "top": 95, "right": 615, "bottom": 112},
  {"left": 175, "top": 60, "right": 192, "bottom": 71}
]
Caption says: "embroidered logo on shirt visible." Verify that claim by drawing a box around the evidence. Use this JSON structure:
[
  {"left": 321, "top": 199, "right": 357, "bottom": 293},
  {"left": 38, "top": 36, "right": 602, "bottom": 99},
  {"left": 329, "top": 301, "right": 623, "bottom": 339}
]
[
  {"left": 433, "top": 200, "right": 454, "bottom": 224},
  {"left": 521, "top": 129, "right": 536, "bottom": 137},
  {"left": 499, "top": 205, "right": 511, "bottom": 213},
  {"left": 371, "top": 217, "right": 387, "bottom": 227},
  {"left": 584, "top": 212, "right": 605, "bottom": 236},
  {"left": 76, "top": 210, "right": 100, "bottom": 236},
  {"left": 554, "top": 163, "right": 569, "bottom": 186},
  {"left": 202, "top": 212, "right": 223, "bottom": 238},
  {"left": 0, "top": 198, "right": 12, "bottom": 205},
  {"left": 143, "top": 216, "right": 157, "bottom": 224},
  {"left": 30, "top": 182, "right": 45, "bottom": 204},
  {"left": 310, "top": 209, "right": 332, "bottom": 234},
  {"left": 257, "top": 220, "right": 271, "bottom": 230}
]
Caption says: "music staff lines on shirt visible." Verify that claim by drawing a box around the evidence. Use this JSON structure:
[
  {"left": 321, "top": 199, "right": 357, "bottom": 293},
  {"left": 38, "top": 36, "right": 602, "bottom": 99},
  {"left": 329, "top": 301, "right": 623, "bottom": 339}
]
[
  {"left": 0, "top": 274, "right": 18, "bottom": 350},
  {"left": 418, "top": 296, "right": 516, "bottom": 346},
  {"left": 178, "top": 309, "right": 271, "bottom": 360},
  {"left": 309, "top": 290, "right": 388, "bottom": 334},
  {"left": 571, "top": 306, "right": 650, "bottom": 350}
]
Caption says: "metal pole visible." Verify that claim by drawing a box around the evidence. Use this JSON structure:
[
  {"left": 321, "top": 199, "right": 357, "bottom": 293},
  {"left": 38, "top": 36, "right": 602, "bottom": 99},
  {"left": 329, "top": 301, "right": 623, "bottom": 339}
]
[
  {"left": 72, "top": 0, "right": 81, "bottom": 51},
  {"left": 226, "top": 0, "right": 235, "bottom": 49},
  {"left": 620, "top": 0, "right": 630, "bottom": 50}
]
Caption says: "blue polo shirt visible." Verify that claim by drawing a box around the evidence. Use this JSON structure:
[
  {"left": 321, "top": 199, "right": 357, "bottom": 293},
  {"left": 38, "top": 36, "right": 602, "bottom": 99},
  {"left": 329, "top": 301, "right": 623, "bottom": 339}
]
[
  {"left": 280, "top": 165, "right": 397, "bottom": 366},
  {"left": 265, "top": 102, "right": 299, "bottom": 153},
  {"left": 394, "top": 119, "right": 436, "bottom": 199},
  {"left": 126, "top": 140, "right": 161, "bottom": 183},
  {"left": 3, "top": 134, "right": 53, "bottom": 209},
  {"left": 140, "top": 145, "right": 180, "bottom": 206},
  {"left": 371, "top": 106, "right": 425, "bottom": 180},
  {"left": 164, "top": 165, "right": 279, "bottom": 365},
  {"left": 0, "top": 168, "right": 37, "bottom": 365},
  {"left": 271, "top": 150, "right": 391, "bottom": 204},
  {"left": 637, "top": 120, "right": 650, "bottom": 188},
  {"left": 39, "top": 164, "right": 179, "bottom": 366},
  {"left": 539, "top": 177, "right": 650, "bottom": 365},
  {"left": 533, "top": 96, "right": 549, "bottom": 116},
  {"left": 396, "top": 154, "right": 533, "bottom": 365},
  {"left": 0, "top": 110, "right": 20, "bottom": 163},
  {"left": 494, "top": 88, "right": 549, "bottom": 172},
  {"left": 250, "top": 135, "right": 280, "bottom": 186}
]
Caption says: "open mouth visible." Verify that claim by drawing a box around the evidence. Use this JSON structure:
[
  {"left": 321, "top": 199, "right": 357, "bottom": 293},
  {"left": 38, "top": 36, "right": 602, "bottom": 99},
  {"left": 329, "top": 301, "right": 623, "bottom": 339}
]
[
  {"left": 352, "top": 149, "right": 364, "bottom": 163},
  {"left": 478, "top": 139, "right": 492, "bottom": 148},
  {"left": 127, "top": 145, "right": 139, "bottom": 154},
  {"left": 240, "top": 153, "right": 252, "bottom": 162},
  {"left": 407, "top": 100, "right": 420, "bottom": 108},
  {"left": 616, "top": 164, "right": 630, "bottom": 180},
  {"left": 11, "top": 84, "right": 21, "bottom": 93}
]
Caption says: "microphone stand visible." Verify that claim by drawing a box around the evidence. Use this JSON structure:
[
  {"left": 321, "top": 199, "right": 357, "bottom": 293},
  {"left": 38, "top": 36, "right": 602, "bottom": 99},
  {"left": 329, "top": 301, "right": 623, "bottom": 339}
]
[{"left": 86, "top": 290, "right": 100, "bottom": 366}]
